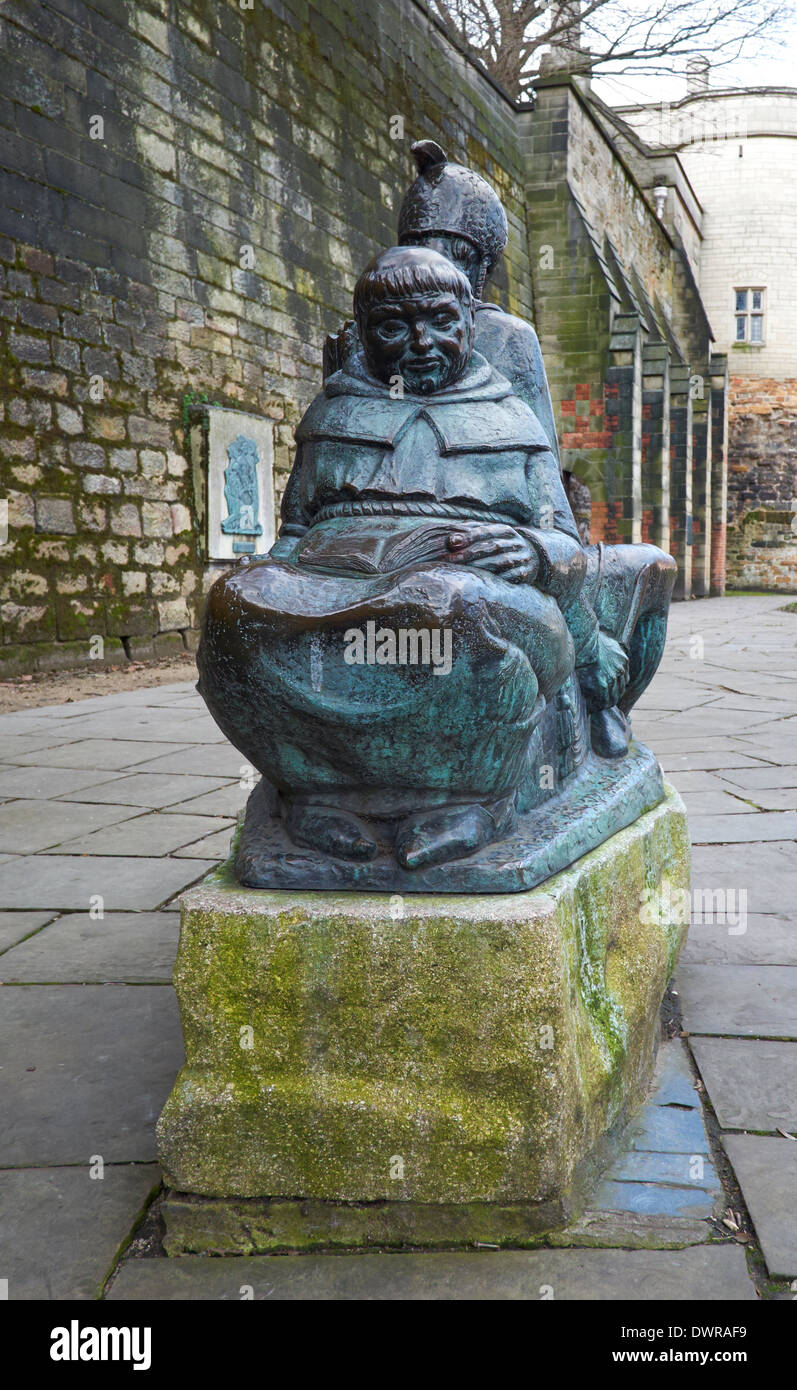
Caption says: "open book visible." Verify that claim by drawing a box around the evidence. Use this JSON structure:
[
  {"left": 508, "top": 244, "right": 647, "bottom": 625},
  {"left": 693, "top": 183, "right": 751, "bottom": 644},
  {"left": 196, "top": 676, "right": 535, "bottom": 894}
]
[{"left": 296, "top": 518, "right": 475, "bottom": 576}]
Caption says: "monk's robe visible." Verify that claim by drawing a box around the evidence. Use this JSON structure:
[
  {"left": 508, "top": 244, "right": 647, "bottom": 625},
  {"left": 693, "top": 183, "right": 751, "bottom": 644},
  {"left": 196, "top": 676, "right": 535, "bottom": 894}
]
[
  {"left": 474, "top": 301, "right": 561, "bottom": 463},
  {"left": 198, "top": 353, "right": 588, "bottom": 819}
]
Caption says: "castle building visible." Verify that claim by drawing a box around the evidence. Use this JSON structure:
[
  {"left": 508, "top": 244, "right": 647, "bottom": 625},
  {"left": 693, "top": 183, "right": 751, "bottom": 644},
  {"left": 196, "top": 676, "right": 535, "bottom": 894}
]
[{"left": 606, "top": 84, "right": 797, "bottom": 592}]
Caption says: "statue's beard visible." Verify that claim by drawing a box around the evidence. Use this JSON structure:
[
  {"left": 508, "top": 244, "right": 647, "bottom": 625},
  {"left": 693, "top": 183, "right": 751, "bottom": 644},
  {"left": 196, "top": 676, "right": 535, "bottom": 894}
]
[{"left": 397, "top": 350, "right": 466, "bottom": 394}]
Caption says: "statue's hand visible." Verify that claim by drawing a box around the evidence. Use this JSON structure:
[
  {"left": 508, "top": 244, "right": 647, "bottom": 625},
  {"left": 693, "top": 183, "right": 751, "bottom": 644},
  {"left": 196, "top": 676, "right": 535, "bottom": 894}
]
[
  {"left": 446, "top": 524, "right": 539, "bottom": 584},
  {"left": 578, "top": 631, "right": 630, "bottom": 712}
]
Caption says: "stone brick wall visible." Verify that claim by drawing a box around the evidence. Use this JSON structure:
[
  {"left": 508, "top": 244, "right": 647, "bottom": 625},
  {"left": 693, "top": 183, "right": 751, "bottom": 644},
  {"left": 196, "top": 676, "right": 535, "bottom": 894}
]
[
  {"left": 565, "top": 93, "right": 674, "bottom": 319},
  {"left": 726, "top": 376, "right": 797, "bottom": 591},
  {"left": 521, "top": 86, "right": 615, "bottom": 524},
  {"left": 0, "top": 0, "right": 532, "bottom": 675},
  {"left": 521, "top": 79, "right": 716, "bottom": 572}
]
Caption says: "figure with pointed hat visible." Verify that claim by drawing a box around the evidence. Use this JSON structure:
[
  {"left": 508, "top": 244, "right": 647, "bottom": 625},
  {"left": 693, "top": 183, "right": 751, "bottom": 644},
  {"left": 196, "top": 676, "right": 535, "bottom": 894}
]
[{"left": 392, "top": 140, "right": 676, "bottom": 759}]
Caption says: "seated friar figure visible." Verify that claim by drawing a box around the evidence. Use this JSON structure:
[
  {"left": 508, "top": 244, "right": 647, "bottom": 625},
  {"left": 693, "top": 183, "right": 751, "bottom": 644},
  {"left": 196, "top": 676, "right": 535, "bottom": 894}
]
[
  {"left": 199, "top": 245, "right": 596, "bottom": 872},
  {"left": 326, "top": 140, "right": 677, "bottom": 759}
]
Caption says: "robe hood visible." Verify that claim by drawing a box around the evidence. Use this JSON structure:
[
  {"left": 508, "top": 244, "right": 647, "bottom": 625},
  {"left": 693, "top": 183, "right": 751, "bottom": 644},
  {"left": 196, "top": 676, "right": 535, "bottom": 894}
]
[{"left": 296, "top": 348, "right": 553, "bottom": 454}]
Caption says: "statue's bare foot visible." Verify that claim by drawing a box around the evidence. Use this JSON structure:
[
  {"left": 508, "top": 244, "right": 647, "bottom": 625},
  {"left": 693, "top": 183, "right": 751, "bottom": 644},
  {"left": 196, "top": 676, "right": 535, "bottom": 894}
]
[
  {"left": 395, "top": 798, "right": 515, "bottom": 870},
  {"left": 590, "top": 706, "right": 631, "bottom": 759},
  {"left": 283, "top": 803, "right": 378, "bottom": 861}
]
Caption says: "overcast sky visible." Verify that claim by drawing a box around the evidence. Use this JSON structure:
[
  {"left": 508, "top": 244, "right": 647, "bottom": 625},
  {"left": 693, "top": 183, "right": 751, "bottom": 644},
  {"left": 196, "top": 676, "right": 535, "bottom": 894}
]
[{"left": 592, "top": 21, "right": 797, "bottom": 106}]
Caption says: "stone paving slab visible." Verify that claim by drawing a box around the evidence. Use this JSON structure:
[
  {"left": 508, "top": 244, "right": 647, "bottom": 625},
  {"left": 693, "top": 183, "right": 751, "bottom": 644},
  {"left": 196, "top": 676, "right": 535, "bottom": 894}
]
[
  {"left": 0, "top": 910, "right": 57, "bottom": 953},
  {"left": 106, "top": 1244, "right": 756, "bottom": 1301},
  {"left": 730, "top": 739, "right": 797, "bottom": 766},
  {"left": 0, "top": 798, "right": 143, "bottom": 853},
  {"left": 1, "top": 731, "right": 81, "bottom": 758},
  {"left": 52, "top": 771, "right": 236, "bottom": 808},
  {"left": 0, "top": 1164, "right": 161, "bottom": 1301},
  {"left": 172, "top": 826, "right": 237, "bottom": 857},
  {"left": 704, "top": 694, "right": 797, "bottom": 716},
  {"left": 131, "top": 746, "right": 251, "bottom": 778},
  {"left": 643, "top": 708, "right": 766, "bottom": 737},
  {"left": 590, "top": 1180, "right": 715, "bottom": 1219},
  {"left": 48, "top": 812, "right": 234, "bottom": 857},
  {"left": 665, "top": 770, "right": 736, "bottom": 793},
  {"left": 644, "top": 744, "right": 758, "bottom": 762},
  {"left": 687, "top": 812, "right": 797, "bottom": 844},
  {"left": 0, "top": 984, "right": 184, "bottom": 1164},
  {"left": 166, "top": 783, "right": 250, "bottom": 817},
  {"left": 0, "top": 854, "right": 216, "bottom": 910},
  {"left": 691, "top": 842, "right": 795, "bottom": 916},
  {"left": 6, "top": 739, "right": 193, "bottom": 770},
  {"left": 678, "top": 965, "right": 797, "bottom": 1038},
  {"left": 625, "top": 1103, "right": 710, "bottom": 1154},
  {"left": 605, "top": 1150, "right": 718, "bottom": 1188},
  {"left": 648, "top": 1037, "right": 700, "bottom": 1107},
  {"left": 719, "top": 765, "right": 797, "bottom": 791},
  {"left": 725, "top": 787, "right": 797, "bottom": 811},
  {"left": 722, "top": 1136, "right": 797, "bottom": 1279},
  {"left": 677, "top": 791, "right": 753, "bottom": 817},
  {"left": 0, "top": 912, "right": 180, "bottom": 983},
  {"left": 0, "top": 766, "right": 125, "bottom": 800},
  {"left": 546, "top": 1210, "right": 712, "bottom": 1249},
  {"left": 58, "top": 710, "right": 226, "bottom": 744},
  {"left": 628, "top": 689, "right": 719, "bottom": 712},
  {"left": 77, "top": 682, "right": 197, "bottom": 706},
  {"left": 587, "top": 1040, "right": 721, "bottom": 1223},
  {"left": 691, "top": 1038, "right": 797, "bottom": 1132},
  {"left": 682, "top": 914, "right": 797, "bottom": 966},
  {"left": 658, "top": 751, "right": 773, "bottom": 773},
  {"left": 0, "top": 712, "right": 66, "bottom": 731}
]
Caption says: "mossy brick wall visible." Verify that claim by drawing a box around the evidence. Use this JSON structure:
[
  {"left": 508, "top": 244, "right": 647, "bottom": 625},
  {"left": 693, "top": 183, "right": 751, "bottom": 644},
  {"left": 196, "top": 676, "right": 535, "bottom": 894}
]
[
  {"left": 565, "top": 93, "right": 674, "bottom": 320},
  {"left": 520, "top": 82, "right": 708, "bottom": 551},
  {"left": 0, "top": 0, "right": 533, "bottom": 675},
  {"left": 726, "top": 376, "right": 797, "bottom": 592},
  {"left": 521, "top": 86, "right": 614, "bottom": 533},
  {"left": 521, "top": 80, "right": 721, "bottom": 571}
]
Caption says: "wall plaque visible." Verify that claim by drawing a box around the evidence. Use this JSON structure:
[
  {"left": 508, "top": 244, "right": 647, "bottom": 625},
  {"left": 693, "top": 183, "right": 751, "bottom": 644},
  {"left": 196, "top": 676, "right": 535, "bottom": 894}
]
[{"left": 190, "top": 405, "right": 275, "bottom": 563}]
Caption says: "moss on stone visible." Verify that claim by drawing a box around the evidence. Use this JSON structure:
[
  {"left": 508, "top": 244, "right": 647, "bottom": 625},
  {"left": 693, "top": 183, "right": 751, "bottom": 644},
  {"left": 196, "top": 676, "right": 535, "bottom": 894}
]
[{"left": 158, "top": 785, "right": 690, "bottom": 1223}]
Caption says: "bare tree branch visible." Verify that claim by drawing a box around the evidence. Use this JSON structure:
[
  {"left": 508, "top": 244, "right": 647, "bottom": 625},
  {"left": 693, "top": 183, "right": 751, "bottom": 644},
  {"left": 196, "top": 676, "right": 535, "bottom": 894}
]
[{"left": 427, "top": 0, "right": 795, "bottom": 97}]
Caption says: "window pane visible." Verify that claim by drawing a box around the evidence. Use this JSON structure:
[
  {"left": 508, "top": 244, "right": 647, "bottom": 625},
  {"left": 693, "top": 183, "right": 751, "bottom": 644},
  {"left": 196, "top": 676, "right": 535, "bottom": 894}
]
[
  {"left": 750, "top": 315, "right": 764, "bottom": 342},
  {"left": 735, "top": 290, "right": 748, "bottom": 312},
  {"left": 752, "top": 290, "right": 763, "bottom": 310},
  {"left": 736, "top": 316, "right": 746, "bottom": 340}
]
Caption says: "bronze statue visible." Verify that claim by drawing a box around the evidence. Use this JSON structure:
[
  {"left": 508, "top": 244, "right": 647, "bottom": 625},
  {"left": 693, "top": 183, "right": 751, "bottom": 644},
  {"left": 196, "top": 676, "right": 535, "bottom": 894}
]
[
  {"left": 197, "top": 231, "right": 675, "bottom": 891},
  {"left": 328, "top": 141, "right": 677, "bottom": 761}
]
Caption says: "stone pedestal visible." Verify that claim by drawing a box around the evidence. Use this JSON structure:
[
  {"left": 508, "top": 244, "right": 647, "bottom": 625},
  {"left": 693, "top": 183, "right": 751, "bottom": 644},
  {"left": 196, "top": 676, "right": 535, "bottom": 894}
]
[{"left": 157, "top": 786, "right": 689, "bottom": 1254}]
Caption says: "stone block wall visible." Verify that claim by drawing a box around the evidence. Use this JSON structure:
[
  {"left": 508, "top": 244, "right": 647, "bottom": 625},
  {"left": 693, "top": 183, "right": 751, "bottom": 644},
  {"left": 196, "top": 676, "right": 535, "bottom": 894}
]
[
  {"left": 521, "top": 79, "right": 718, "bottom": 576},
  {"left": 0, "top": 0, "right": 532, "bottom": 675},
  {"left": 520, "top": 87, "right": 616, "bottom": 531},
  {"left": 726, "top": 376, "right": 797, "bottom": 591},
  {"left": 565, "top": 92, "right": 673, "bottom": 318}
]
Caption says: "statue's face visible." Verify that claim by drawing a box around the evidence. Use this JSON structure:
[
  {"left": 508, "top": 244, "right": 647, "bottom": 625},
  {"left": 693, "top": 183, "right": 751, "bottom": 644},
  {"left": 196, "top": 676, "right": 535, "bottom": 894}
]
[{"left": 362, "top": 291, "right": 473, "bottom": 395}]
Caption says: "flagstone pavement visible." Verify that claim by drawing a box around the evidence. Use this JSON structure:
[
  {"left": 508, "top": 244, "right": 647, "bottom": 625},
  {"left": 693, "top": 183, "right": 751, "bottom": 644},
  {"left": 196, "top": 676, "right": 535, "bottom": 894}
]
[{"left": 1, "top": 593, "right": 795, "bottom": 1300}]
